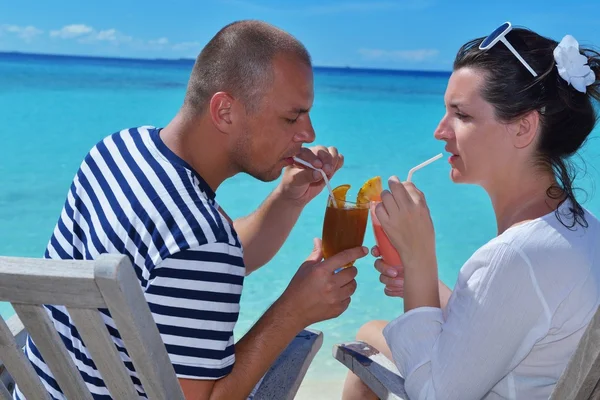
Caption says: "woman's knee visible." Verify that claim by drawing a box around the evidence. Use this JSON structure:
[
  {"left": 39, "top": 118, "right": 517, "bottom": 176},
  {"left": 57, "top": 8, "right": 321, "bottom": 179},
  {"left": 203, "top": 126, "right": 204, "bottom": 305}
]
[
  {"left": 356, "top": 320, "right": 387, "bottom": 341},
  {"left": 355, "top": 320, "right": 392, "bottom": 359}
]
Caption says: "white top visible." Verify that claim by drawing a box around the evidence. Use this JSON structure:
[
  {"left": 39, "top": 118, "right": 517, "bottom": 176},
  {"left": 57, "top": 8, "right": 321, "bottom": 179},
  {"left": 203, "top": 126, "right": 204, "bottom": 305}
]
[{"left": 383, "top": 202, "right": 600, "bottom": 400}]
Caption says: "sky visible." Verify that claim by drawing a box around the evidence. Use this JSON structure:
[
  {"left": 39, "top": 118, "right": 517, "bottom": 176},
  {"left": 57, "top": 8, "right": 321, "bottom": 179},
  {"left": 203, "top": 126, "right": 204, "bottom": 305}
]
[{"left": 1, "top": 0, "right": 599, "bottom": 71}]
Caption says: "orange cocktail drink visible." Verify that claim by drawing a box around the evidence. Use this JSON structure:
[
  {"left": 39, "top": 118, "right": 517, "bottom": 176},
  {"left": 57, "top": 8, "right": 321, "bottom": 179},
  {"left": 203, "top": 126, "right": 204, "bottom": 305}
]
[
  {"left": 322, "top": 197, "right": 369, "bottom": 266},
  {"left": 321, "top": 177, "right": 382, "bottom": 267}
]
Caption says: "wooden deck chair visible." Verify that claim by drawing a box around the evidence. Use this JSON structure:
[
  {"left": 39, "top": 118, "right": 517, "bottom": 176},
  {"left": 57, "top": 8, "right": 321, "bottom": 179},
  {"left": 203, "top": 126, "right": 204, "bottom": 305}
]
[
  {"left": 0, "top": 254, "right": 322, "bottom": 400},
  {"left": 333, "top": 305, "right": 600, "bottom": 400}
]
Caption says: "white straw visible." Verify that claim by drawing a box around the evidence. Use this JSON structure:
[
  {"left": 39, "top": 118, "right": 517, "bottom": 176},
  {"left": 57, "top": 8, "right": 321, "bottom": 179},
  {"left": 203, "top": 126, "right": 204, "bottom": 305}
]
[
  {"left": 293, "top": 157, "right": 338, "bottom": 208},
  {"left": 406, "top": 153, "right": 443, "bottom": 182}
]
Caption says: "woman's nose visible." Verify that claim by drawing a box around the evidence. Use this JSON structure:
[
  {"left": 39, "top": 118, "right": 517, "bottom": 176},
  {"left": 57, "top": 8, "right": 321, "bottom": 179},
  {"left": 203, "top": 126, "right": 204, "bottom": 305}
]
[{"left": 434, "top": 114, "right": 453, "bottom": 141}]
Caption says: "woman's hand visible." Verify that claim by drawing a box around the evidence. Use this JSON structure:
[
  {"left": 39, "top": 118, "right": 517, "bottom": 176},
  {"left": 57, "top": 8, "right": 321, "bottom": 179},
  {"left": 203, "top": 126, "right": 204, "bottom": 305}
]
[
  {"left": 375, "top": 177, "right": 440, "bottom": 311},
  {"left": 372, "top": 245, "right": 405, "bottom": 297},
  {"left": 374, "top": 178, "right": 436, "bottom": 268}
]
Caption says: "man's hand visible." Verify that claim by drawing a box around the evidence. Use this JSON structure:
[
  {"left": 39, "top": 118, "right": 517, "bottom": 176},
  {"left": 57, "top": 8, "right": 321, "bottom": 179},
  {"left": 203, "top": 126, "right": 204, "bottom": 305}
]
[
  {"left": 278, "top": 238, "right": 367, "bottom": 328},
  {"left": 234, "top": 145, "right": 343, "bottom": 272},
  {"left": 279, "top": 146, "right": 344, "bottom": 206}
]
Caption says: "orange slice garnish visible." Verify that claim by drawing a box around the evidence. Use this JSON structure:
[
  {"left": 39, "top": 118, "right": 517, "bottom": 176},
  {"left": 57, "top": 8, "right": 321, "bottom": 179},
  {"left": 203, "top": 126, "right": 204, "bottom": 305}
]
[
  {"left": 356, "top": 176, "right": 382, "bottom": 204},
  {"left": 331, "top": 184, "right": 351, "bottom": 208}
]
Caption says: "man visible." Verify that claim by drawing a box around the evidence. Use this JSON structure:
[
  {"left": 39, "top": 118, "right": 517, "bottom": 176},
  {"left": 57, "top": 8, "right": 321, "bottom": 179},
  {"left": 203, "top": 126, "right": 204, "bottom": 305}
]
[{"left": 19, "top": 20, "right": 367, "bottom": 400}]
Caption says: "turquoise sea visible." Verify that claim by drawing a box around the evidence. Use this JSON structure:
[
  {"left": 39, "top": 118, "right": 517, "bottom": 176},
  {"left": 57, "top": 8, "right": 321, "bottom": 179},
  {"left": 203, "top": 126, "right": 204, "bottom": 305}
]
[{"left": 1, "top": 52, "right": 599, "bottom": 389}]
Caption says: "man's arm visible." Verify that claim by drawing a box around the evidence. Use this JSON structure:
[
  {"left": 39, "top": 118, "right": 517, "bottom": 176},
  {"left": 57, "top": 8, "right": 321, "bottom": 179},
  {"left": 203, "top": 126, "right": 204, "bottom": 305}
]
[
  {"left": 233, "top": 186, "right": 304, "bottom": 274},
  {"left": 178, "top": 242, "right": 367, "bottom": 400},
  {"left": 178, "top": 297, "right": 301, "bottom": 400},
  {"left": 179, "top": 296, "right": 306, "bottom": 400}
]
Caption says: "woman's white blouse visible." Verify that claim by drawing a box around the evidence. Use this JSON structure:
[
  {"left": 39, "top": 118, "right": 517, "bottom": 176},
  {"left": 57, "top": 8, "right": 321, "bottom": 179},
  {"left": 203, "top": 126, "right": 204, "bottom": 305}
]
[{"left": 384, "top": 205, "right": 600, "bottom": 399}]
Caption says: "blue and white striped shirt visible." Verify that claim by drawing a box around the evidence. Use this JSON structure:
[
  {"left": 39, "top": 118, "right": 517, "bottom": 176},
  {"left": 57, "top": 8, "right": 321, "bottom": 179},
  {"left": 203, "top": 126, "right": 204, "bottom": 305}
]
[{"left": 18, "top": 126, "right": 245, "bottom": 399}]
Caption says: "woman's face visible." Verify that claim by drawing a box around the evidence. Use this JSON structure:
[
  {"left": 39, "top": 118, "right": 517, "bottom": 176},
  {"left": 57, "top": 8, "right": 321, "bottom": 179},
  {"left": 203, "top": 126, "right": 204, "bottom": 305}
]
[{"left": 434, "top": 67, "right": 523, "bottom": 188}]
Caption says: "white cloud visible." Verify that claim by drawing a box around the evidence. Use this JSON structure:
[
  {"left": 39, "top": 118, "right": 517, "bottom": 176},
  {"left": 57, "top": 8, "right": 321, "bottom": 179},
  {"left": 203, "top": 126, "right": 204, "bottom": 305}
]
[
  {"left": 148, "top": 37, "right": 169, "bottom": 46},
  {"left": 50, "top": 24, "right": 93, "bottom": 39},
  {"left": 358, "top": 48, "right": 439, "bottom": 62},
  {"left": 49, "top": 25, "right": 133, "bottom": 44},
  {"left": 1, "top": 24, "right": 44, "bottom": 41},
  {"left": 4, "top": 21, "right": 201, "bottom": 56},
  {"left": 91, "top": 29, "right": 132, "bottom": 43},
  {"left": 95, "top": 29, "right": 118, "bottom": 41}
]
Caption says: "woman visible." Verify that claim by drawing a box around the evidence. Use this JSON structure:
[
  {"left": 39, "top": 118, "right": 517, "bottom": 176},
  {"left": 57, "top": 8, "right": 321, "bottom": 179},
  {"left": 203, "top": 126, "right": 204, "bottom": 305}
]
[{"left": 343, "top": 23, "right": 600, "bottom": 399}]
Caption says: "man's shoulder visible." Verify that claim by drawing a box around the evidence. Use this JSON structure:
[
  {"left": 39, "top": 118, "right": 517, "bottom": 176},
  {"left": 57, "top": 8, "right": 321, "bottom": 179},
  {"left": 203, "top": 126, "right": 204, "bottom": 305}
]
[
  {"left": 93, "top": 125, "right": 156, "bottom": 150},
  {"left": 76, "top": 126, "right": 157, "bottom": 169}
]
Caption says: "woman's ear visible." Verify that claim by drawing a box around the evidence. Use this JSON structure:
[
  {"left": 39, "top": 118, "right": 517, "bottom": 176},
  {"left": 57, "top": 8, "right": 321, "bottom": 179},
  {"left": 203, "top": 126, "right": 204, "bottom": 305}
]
[{"left": 512, "top": 110, "right": 541, "bottom": 149}]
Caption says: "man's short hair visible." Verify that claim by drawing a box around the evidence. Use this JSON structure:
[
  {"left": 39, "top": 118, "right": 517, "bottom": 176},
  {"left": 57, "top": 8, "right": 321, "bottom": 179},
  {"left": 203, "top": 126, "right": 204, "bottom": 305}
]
[{"left": 183, "top": 20, "right": 312, "bottom": 115}]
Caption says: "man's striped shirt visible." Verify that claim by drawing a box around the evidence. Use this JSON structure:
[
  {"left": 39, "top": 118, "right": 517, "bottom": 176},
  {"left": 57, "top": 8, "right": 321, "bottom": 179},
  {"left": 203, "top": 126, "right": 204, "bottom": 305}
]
[{"left": 17, "top": 126, "right": 245, "bottom": 399}]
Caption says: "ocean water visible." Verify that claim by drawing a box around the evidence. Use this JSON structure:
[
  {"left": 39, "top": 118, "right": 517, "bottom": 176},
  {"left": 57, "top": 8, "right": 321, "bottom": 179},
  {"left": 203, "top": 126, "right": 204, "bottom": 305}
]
[{"left": 1, "top": 52, "right": 599, "bottom": 385}]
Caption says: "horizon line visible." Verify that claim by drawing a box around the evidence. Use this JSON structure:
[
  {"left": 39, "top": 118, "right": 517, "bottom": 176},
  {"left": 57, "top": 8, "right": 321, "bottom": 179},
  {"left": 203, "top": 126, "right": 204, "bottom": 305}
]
[{"left": 0, "top": 50, "right": 452, "bottom": 75}]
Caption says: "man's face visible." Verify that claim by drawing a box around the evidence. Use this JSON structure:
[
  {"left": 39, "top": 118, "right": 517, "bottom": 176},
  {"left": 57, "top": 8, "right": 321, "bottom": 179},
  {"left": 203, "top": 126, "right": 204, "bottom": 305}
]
[{"left": 232, "top": 54, "right": 316, "bottom": 182}]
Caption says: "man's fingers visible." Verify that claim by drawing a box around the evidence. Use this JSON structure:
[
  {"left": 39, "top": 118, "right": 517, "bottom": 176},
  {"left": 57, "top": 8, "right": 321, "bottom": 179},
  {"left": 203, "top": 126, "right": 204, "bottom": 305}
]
[
  {"left": 294, "top": 146, "right": 343, "bottom": 178},
  {"left": 321, "top": 246, "right": 368, "bottom": 273},
  {"left": 291, "top": 168, "right": 325, "bottom": 187},
  {"left": 338, "top": 278, "right": 358, "bottom": 300},
  {"left": 330, "top": 147, "right": 344, "bottom": 173},
  {"left": 305, "top": 238, "right": 323, "bottom": 263},
  {"left": 324, "top": 146, "right": 341, "bottom": 176},
  {"left": 332, "top": 265, "right": 358, "bottom": 286},
  {"left": 295, "top": 147, "right": 324, "bottom": 169},
  {"left": 313, "top": 146, "right": 333, "bottom": 175}
]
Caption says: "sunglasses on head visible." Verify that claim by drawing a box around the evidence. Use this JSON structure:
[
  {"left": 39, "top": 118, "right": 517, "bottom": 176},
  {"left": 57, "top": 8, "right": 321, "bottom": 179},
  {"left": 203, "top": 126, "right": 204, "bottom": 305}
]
[{"left": 479, "top": 21, "right": 538, "bottom": 77}]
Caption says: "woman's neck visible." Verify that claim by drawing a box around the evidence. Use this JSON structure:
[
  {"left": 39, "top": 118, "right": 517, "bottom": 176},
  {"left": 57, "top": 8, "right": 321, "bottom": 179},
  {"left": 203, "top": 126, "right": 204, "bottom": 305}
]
[{"left": 486, "top": 172, "right": 563, "bottom": 235}]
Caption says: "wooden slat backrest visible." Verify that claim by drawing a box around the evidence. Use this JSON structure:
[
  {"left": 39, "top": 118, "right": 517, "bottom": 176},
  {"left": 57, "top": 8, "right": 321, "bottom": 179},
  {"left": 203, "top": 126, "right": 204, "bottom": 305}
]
[
  {"left": 0, "top": 254, "right": 185, "bottom": 400},
  {"left": 13, "top": 304, "right": 94, "bottom": 400},
  {"left": 333, "top": 341, "right": 406, "bottom": 399},
  {"left": 0, "top": 257, "right": 105, "bottom": 307},
  {"left": 0, "top": 313, "right": 50, "bottom": 399},
  {"left": 550, "top": 305, "right": 600, "bottom": 400},
  {"left": 93, "top": 255, "right": 185, "bottom": 400},
  {"left": 67, "top": 308, "right": 139, "bottom": 398},
  {"left": 0, "top": 381, "right": 12, "bottom": 400}
]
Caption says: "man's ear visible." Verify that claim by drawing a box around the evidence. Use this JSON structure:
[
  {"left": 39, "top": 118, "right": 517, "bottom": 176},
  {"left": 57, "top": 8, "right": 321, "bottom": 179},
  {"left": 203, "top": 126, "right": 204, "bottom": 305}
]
[
  {"left": 209, "top": 92, "right": 235, "bottom": 133},
  {"left": 512, "top": 110, "right": 540, "bottom": 149}
]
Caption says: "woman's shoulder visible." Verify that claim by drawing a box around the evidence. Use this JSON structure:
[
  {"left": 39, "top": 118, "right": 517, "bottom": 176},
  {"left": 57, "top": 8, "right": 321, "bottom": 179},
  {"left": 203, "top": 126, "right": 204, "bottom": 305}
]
[
  {"left": 459, "top": 206, "right": 600, "bottom": 299},
  {"left": 497, "top": 205, "right": 599, "bottom": 258}
]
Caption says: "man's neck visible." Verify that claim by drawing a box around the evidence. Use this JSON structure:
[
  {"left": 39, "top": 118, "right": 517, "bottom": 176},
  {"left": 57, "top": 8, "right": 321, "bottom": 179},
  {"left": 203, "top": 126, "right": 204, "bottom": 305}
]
[{"left": 159, "top": 111, "right": 236, "bottom": 192}]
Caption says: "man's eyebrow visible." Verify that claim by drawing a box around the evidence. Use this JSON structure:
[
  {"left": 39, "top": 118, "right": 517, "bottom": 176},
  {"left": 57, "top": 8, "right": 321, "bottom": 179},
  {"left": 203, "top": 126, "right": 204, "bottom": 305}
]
[{"left": 289, "top": 107, "right": 309, "bottom": 114}]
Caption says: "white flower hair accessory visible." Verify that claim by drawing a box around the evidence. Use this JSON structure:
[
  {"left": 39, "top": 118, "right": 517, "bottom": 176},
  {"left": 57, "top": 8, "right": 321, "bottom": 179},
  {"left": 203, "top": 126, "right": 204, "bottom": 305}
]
[{"left": 553, "top": 34, "right": 596, "bottom": 93}]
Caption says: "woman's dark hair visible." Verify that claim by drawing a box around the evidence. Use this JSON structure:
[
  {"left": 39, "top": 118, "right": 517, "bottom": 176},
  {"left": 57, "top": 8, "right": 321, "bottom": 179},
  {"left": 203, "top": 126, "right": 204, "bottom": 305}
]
[{"left": 454, "top": 27, "right": 600, "bottom": 229}]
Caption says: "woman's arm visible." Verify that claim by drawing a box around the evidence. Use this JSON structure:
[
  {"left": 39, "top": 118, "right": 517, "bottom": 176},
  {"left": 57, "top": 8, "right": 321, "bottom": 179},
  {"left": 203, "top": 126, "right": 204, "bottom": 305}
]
[{"left": 384, "top": 242, "right": 548, "bottom": 400}]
